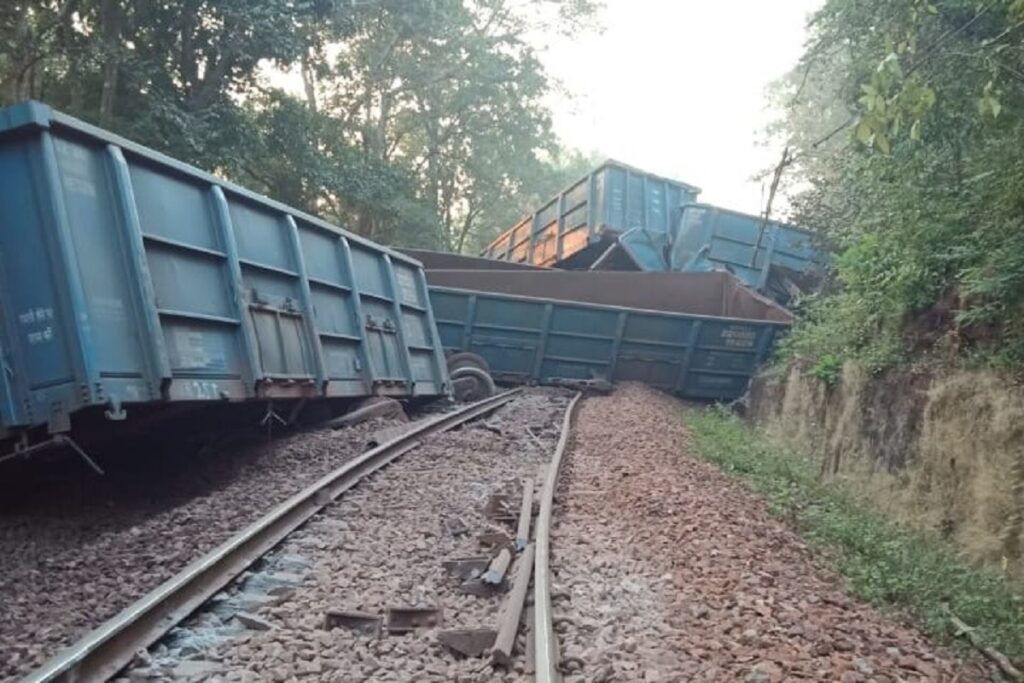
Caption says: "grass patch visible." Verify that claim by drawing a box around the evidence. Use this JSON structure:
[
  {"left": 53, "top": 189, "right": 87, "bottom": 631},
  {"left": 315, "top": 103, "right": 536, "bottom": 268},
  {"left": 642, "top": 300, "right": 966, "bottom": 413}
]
[{"left": 683, "top": 405, "right": 1024, "bottom": 667}]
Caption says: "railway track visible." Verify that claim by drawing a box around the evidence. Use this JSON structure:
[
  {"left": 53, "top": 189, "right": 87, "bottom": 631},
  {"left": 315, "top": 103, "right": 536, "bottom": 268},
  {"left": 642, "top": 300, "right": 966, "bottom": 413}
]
[
  {"left": 534, "top": 392, "right": 581, "bottom": 683},
  {"left": 20, "top": 388, "right": 582, "bottom": 682}
]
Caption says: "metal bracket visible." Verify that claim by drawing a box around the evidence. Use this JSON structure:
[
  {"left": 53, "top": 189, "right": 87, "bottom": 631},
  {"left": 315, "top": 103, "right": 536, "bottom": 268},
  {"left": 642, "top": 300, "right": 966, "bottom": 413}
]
[
  {"left": 47, "top": 401, "right": 72, "bottom": 433},
  {"left": 0, "top": 433, "right": 104, "bottom": 475},
  {"left": 259, "top": 401, "right": 288, "bottom": 438},
  {"left": 104, "top": 397, "right": 127, "bottom": 421}
]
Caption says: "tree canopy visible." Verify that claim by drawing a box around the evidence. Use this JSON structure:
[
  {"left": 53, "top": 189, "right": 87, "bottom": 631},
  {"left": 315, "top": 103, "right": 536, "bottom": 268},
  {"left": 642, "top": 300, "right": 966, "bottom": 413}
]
[
  {"left": 771, "top": 0, "right": 1024, "bottom": 372},
  {"left": 1, "top": 0, "right": 600, "bottom": 250}
]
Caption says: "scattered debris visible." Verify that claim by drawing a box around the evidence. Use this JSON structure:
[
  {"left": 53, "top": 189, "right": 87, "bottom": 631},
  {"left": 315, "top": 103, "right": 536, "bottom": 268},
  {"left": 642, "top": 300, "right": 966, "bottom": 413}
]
[
  {"left": 945, "top": 606, "right": 1022, "bottom": 680},
  {"left": 524, "top": 427, "right": 545, "bottom": 450},
  {"left": 491, "top": 544, "right": 536, "bottom": 667},
  {"left": 482, "top": 548, "right": 512, "bottom": 586},
  {"left": 327, "top": 397, "right": 407, "bottom": 429},
  {"left": 233, "top": 612, "right": 274, "bottom": 632},
  {"left": 460, "top": 548, "right": 512, "bottom": 596},
  {"left": 365, "top": 421, "right": 420, "bottom": 448}
]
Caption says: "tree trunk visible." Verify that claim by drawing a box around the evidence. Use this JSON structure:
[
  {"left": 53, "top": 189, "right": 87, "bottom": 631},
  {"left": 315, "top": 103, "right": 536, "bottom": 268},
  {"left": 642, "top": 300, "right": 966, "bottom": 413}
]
[
  {"left": 301, "top": 51, "right": 317, "bottom": 111},
  {"left": 455, "top": 208, "right": 478, "bottom": 254},
  {"left": 99, "top": 0, "right": 121, "bottom": 125}
]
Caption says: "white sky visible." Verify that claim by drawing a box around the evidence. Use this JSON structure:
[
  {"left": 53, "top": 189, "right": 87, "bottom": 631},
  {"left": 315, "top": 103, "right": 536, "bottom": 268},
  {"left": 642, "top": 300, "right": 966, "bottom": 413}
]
[{"left": 537, "top": 0, "right": 823, "bottom": 215}]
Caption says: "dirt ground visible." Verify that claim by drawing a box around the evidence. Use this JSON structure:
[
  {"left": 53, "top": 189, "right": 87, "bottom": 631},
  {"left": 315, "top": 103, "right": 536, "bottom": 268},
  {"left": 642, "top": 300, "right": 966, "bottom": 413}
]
[{"left": 551, "top": 382, "right": 986, "bottom": 682}]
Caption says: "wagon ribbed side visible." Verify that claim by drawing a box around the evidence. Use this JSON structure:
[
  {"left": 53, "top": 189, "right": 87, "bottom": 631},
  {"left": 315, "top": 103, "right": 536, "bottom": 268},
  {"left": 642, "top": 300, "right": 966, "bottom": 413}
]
[{"left": 0, "top": 101, "right": 448, "bottom": 439}]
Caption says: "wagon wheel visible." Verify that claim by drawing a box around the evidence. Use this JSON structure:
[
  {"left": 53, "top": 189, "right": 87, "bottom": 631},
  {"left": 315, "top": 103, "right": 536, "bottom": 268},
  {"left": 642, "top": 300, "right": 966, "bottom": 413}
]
[
  {"left": 450, "top": 366, "right": 496, "bottom": 402},
  {"left": 445, "top": 351, "right": 491, "bottom": 375}
]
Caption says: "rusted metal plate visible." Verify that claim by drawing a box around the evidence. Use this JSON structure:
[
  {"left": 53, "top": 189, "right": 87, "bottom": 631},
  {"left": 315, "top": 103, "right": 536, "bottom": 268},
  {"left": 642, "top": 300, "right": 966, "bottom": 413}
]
[{"left": 459, "top": 578, "right": 507, "bottom": 597}]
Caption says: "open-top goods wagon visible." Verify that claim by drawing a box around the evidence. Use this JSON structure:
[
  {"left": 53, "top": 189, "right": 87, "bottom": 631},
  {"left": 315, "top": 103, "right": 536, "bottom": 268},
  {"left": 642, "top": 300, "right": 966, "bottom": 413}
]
[
  {"left": 598, "top": 203, "right": 829, "bottom": 306},
  {"left": 477, "top": 160, "right": 828, "bottom": 306},
  {"left": 419, "top": 259, "right": 791, "bottom": 401},
  {"left": 479, "top": 160, "right": 700, "bottom": 268},
  {"left": 667, "top": 204, "right": 827, "bottom": 306},
  {"left": 0, "top": 101, "right": 449, "bottom": 450}
]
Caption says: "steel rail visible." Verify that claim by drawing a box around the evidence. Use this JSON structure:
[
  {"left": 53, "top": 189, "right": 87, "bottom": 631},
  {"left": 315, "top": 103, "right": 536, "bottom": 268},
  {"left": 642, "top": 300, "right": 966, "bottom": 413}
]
[
  {"left": 533, "top": 391, "right": 583, "bottom": 683},
  {"left": 24, "top": 389, "right": 522, "bottom": 683}
]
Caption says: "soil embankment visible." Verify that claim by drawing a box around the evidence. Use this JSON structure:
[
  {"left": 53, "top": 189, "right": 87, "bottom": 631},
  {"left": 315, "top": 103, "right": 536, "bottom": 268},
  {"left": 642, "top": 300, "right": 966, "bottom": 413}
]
[{"left": 749, "top": 363, "right": 1024, "bottom": 577}]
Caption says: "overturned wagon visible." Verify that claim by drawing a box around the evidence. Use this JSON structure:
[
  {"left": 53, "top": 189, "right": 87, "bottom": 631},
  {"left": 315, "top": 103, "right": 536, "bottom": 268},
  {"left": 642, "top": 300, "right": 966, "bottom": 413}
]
[
  {"left": 480, "top": 160, "right": 700, "bottom": 269},
  {"left": 411, "top": 253, "right": 791, "bottom": 401},
  {"left": 0, "top": 102, "right": 449, "bottom": 453}
]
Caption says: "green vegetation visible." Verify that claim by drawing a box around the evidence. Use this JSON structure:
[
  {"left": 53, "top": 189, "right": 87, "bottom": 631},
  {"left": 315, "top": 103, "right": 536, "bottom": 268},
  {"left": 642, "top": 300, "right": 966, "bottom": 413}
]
[
  {"left": 683, "top": 406, "right": 1024, "bottom": 665},
  {"left": 771, "top": 0, "right": 1024, "bottom": 371},
  {"left": 0, "top": 1, "right": 600, "bottom": 251}
]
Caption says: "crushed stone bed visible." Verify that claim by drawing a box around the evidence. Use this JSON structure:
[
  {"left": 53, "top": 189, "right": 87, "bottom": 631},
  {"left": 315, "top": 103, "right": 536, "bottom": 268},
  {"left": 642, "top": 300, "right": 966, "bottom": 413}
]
[
  {"left": 123, "top": 388, "right": 570, "bottom": 683},
  {"left": 550, "top": 382, "right": 984, "bottom": 683},
  {"left": 8, "top": 384, "right": 989, "bottom": 682},
  {"left": 0, "top": 415, "right": 407, "bottom": 682}
]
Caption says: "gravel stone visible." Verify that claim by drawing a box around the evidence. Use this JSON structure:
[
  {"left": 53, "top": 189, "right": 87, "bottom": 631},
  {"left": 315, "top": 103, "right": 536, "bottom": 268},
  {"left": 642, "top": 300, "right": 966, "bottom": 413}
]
[
  {"left": 549, "top": 383, "right": 986, "bottom": 682},
  {"left": 0, "top": 416, "right": 412, "bottom": 681},
  {"left": 123, "top": 388, "right": 570, "bottom": 682},
  {"left": 7, "top": 383, "right": 994, "bottom": 681}
]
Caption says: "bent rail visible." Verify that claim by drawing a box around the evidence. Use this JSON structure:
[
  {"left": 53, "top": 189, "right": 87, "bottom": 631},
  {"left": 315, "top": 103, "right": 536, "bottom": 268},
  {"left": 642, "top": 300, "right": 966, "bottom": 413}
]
[
  {"left": 24, "top": 390, "right": 521, "bottom": 683},
  {"left": 533, "top": 391, "right": 583, "bottom": 683}
]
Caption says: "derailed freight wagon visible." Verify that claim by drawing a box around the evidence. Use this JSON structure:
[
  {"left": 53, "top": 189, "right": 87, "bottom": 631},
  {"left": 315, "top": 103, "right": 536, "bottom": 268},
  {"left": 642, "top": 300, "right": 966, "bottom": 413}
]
[
  {"left": 413, "top": 253, "right": 791, "bottom": 401},
  {"left": 479, "top": 160, "right": 701, "bottom": 268},
  {"left": 0, "top": 101, "right": 449, "bottom": 453},
  {"left": 478, "top": 160, "right": 828, "bottom": 307},
  {"left": 606, "top": 204, "right": 829, "bottom": 306}
]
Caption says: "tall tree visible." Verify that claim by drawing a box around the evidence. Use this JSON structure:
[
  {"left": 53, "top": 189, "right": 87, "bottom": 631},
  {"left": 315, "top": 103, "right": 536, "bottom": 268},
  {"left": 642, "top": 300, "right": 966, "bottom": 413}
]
[
  {"left": 310, "top": 0, "right": 598, "bottom": 248},
  {"left": 771, "top": 0, "right": 1024, "bottom": 368},
  {"left": 0, "top": 0, "right": 600, "bottom": 250}
]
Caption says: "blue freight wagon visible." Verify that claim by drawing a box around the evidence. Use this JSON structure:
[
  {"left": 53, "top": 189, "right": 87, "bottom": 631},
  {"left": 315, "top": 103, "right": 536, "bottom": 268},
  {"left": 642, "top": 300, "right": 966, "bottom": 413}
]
[
  {"left": 591, "top": 203, "right": 830, "bottom": 306},
  {"left": 667, "top": 204, "right": 828, "bottom": 306},
  {"left": 0, "top": 101, "right": 449, "bottom": 449},
  {"left": 478, "top": 160, "right": 828, "bottom": 306},
  {"left": 422, "top": 268, "right": 791, "bottom": 401},
  {"left": 479, "top": 160, "right": 700, "bottom": 268}
]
